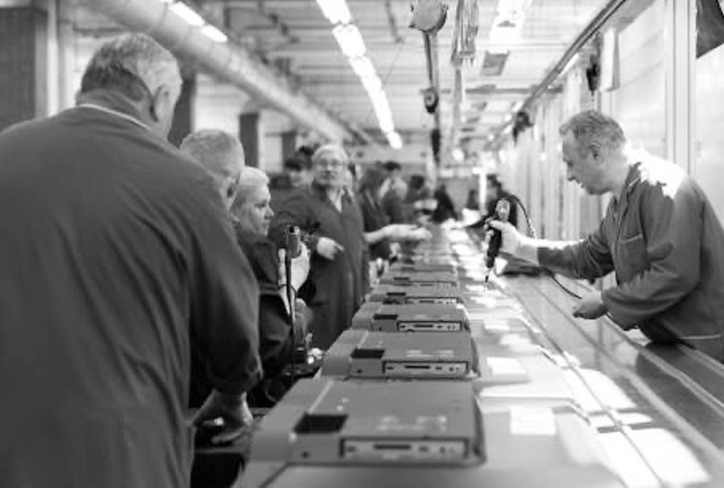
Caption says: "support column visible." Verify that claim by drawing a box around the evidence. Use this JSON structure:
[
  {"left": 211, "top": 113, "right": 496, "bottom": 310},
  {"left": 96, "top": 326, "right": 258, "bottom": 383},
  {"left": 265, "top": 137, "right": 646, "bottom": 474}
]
[
  {"left": 0, "top": 3, "right": 47, "bottom": 131},
  {"left": 665, "top": 0, "right": 695, "bottom": 171},
  {"left": 239, "top": 111, "right": 263, "bottom": 168},
  {"left": 281, "top": 130, "right": 299, "bottom": 161}
]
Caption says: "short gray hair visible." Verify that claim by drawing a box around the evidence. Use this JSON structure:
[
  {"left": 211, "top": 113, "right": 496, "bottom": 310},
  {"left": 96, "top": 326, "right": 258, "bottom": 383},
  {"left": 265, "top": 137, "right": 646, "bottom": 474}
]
[
  {"left": 559, "top": 110, "right": 626, "bottom": 154},
  {"left": 180, "top": 129, "right": 244, "bottom": 180},
  {"left": 312, "top": 143, "right": 349, "bottom": 166},
  {"left": 234, "top": 167, "right": 270, "bottom": 208},
  {"left": 80, "top": 33, "right": 179, "bottom": 101}
]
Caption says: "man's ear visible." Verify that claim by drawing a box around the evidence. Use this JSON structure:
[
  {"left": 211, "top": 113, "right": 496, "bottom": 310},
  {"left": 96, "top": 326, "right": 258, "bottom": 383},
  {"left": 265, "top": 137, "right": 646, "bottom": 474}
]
[
  {"left": 589, "top": 145, "right": 602, "bottom": 162},
  {"left": 149, "top": 86, "right": 168, "bottom": 122}
]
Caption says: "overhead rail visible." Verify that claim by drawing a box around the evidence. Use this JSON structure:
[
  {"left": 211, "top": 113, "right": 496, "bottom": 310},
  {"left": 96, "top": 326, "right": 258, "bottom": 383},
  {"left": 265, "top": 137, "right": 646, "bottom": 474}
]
[
  {"left": 519, "top": 0, "right": 628, "bottom": 115},
  {"left": 80, "top": 0, "right": 361, "bottom": 143}
]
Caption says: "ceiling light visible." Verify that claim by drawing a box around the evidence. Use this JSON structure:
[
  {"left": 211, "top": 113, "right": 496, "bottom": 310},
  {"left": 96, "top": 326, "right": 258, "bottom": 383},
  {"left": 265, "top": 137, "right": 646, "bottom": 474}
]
[
  {"left": 201, "top": 25, "right": 228, "bottom": 43},
  {"left": 316, "top": 0, "right": 352, "bottom": 25},
  {"left": 349, "top": 56, "right": 376, "bottom": 79},
  {"left": 170, "top": 2, "right": 205, "bottom": 27},
  {"left": 361, "top": 75, "right": 382, "bottom": 94},
  {"left": 333, "top": 24, "right": 366, "bottom": 58},
  {"left": 386, "top": 132, "right": 403, "bottom": 149}
]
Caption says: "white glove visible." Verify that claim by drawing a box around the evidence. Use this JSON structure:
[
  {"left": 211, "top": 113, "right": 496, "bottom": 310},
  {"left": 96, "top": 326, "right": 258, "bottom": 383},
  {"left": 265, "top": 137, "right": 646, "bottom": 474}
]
[
  {"left": 487, "top": 220, "right": 523, "bottom": 256},
  {"left": 316, "top": 236, "right": 344, "bottom": 260},
  {"left": 278, "top": 243, "right": 310, "bottom": 292}
]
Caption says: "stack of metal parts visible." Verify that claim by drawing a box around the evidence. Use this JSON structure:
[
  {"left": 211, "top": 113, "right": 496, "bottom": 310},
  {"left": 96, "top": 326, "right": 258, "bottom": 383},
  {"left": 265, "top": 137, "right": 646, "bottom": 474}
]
[{"left": 242, "top": 227, "right": 624, "bottom": 488}]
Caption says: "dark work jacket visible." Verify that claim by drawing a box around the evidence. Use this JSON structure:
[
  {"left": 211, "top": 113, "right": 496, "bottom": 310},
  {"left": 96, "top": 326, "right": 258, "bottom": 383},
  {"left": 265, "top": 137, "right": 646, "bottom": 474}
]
[
  {"left": 359, "top": 189, "right": 392, "bottom": 260},
  {"left": 539, "top": 157, "right": 724, "bottom": 362},
  {"left": 0, "top": 91, "right": 261, "bottom": 488},
  {"left": 234, "top": 226, "right": 296, "bottom": 407},
  {"left": 381, "top": 189, "right": 408, "bottom": 223},
  {"left": 269, "top": 183, "right": 366, "bottom": 349}
]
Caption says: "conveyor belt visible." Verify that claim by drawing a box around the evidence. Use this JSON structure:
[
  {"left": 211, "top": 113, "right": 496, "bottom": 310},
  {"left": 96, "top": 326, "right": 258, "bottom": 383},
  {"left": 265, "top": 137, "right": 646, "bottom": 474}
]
[
  {"left": 500, "top": 274, "right": 724, "bottom": 486},
  {"left": 228, "top": 227, "right": 724, "bottom": 488}
]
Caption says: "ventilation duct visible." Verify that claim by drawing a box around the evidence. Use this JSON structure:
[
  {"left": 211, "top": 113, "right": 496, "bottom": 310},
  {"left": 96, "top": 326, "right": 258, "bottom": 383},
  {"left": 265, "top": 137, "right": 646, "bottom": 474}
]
[{"left": 78, "top": 0, "right": 356, "bottom": 142}]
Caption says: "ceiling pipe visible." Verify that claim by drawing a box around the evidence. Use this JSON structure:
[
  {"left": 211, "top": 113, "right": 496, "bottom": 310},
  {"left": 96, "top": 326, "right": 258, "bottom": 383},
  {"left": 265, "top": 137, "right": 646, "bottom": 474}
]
[
  {"left": 78, "top": 0, "right": 358, "bottom": 143},
  {"left": 486, "top": 0, "right": 628, "bottom": 148}
]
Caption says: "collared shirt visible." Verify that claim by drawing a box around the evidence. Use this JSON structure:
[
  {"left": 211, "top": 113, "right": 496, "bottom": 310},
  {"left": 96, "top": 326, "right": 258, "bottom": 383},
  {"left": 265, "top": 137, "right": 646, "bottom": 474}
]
[{"left": 538, "top": 155, "right": 724, "bottom": 361}]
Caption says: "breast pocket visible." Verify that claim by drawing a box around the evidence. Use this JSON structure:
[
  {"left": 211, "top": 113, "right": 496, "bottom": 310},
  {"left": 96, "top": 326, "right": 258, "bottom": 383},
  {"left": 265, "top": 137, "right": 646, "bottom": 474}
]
[{"left": 616, "top": 233, "right": 648, "bottom": 282}]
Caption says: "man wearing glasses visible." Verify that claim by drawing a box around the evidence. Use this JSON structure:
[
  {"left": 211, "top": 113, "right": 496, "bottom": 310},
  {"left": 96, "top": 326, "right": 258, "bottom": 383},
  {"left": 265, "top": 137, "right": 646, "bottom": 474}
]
[{"left": 269, "top": 144, "right": 365, "bottom": 349}]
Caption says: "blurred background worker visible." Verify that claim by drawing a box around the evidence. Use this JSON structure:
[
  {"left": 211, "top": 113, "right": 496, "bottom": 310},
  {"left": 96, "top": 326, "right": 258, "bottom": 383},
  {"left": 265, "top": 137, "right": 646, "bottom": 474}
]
[
  {"left": 357, "top": 165, "right": 432, "bottom": 280},
  {"left": 379, "top": 160, "right": 409, "bottom": 224},
  {"left": 0, "top": 33, "right": 261, "bottom": 488}
]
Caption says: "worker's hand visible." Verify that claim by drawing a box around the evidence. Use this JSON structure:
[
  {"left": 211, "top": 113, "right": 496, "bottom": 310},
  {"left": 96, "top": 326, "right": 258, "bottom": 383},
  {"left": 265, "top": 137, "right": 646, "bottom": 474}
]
[
  {"left": 385, "top": 224, "right": 432, "bottom": 242},
  {"left": 487, "top": 220, "right": 523, "bottom": 256},
  {"left": 572, "top": 291, "right": 607, "bottom": 319},
  {"left": 279, "top": 243, "right": 310, "bottom": 291},
  {"left": 191, "top": 391, "right": 253, "bottom": 445},
  {"left": 389, "top": 241, "right": 402, "bottom": 258},
  {"left": 292, "top": 298, "right": 310, "bottom": 342},
  {"left": 316, "top": 237, "right": 344, "bottom": 260}
]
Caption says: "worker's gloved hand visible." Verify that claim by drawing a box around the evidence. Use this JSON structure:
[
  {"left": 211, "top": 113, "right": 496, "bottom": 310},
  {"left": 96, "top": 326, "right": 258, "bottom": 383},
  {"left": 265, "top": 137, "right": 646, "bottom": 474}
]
[
  {"left": 487, "top": 220, "right": 523, "bottom": 256},
  {"left": 278, "top": 243, "right": 310, "bottom": 291},
  {"left": 191, "top": 391, "right": 253, "bottom": 445},
  {"left": 316, "top": 236, "right": 344, "bottom": 260}
]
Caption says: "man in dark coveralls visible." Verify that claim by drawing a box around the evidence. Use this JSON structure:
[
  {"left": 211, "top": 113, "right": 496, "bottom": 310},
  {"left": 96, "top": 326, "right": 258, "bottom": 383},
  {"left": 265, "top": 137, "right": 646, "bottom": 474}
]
[
  {"left": 0, "top": 34, "right": 261, "bottom": 488},
  {"left": 491, "top": 110, "right": 724, "bottom": 362}
]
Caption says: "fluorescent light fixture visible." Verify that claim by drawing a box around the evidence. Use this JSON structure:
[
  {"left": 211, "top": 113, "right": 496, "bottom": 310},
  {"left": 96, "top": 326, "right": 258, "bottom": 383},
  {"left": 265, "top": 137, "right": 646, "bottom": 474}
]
[
  {"left": 489, "top": 23, "right": 521, "bottom": 46},
  {"left": 320, "top": 1, "right": 398, "bottom": 147},
  {"left": 333, "top": 24, "right": 366, "bottom": 58},
  {"left": 316, "top": 0, "right": 352, "bottom": 25},
  {"left": 386, "top": 131, "right": 402, "bottom": 149},
  {"left": 201, "top": 25, "right": 228, "bottom": 43},
  {"left": 361, "top": 75, "right": 382, "bottom": 94},
  {"left": 496, "top": 0, "right": 534, "bottom": 24},
  {"left": 348, "top": 56, "right": 376, "bottom": 79},
  {"left": 170, "top": 2, "right": 205, "bottom": 27}
]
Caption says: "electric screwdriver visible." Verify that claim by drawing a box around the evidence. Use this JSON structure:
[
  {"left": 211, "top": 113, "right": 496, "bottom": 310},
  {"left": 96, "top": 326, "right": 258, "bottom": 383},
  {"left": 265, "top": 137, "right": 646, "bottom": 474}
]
[
  {"left": 484, "top": 199, "right": 511, "bottom": 281},
  {"left": 284, "top": 225, "right": 302, "bottom": 380},
  {"left": 285, "top": 225, "right": 301, "bottom": 258}
]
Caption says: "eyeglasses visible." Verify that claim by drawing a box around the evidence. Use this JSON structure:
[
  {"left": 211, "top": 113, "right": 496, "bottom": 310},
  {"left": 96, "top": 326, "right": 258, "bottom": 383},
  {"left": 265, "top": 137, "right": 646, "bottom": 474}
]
[{"left": 315, "top": 159, "right": 345, "bottom": 169}]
